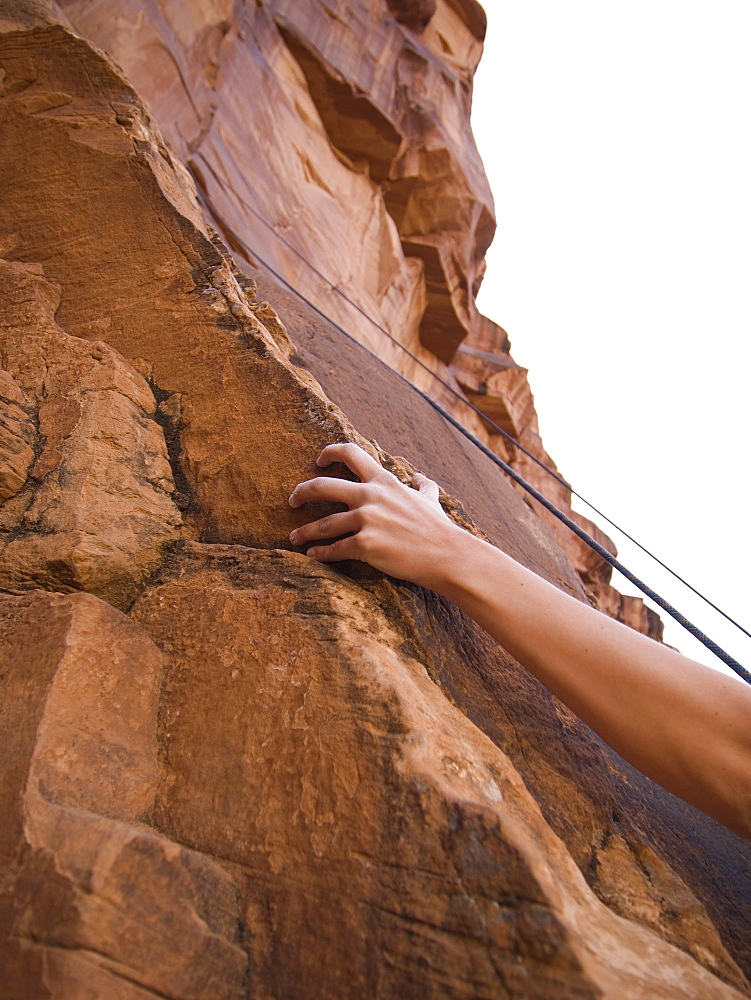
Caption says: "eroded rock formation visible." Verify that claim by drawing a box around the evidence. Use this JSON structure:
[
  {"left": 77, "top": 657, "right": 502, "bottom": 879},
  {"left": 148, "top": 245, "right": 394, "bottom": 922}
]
[
  {"left": 53, "top": 0, "right": 656, "bottom": 634},
  {"left": 0, "top": 1, "right": 749, "bottom": 998},
  {"left": 0, "top": 260, "right": 182, "bottom": 607}
]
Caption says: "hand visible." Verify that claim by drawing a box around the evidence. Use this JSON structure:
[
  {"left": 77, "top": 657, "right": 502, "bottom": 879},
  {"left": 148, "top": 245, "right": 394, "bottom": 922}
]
[{"left": 288, "top": 442, "right": 460, "bottom": 587}]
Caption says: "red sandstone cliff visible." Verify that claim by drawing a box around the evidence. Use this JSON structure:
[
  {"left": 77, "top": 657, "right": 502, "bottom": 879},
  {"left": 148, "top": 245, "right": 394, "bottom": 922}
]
[
  {"left": 0, "top": 1, "right": 749, "bottom": 998},
  {"left": 52, "top": 0, "right": 658, "bottom": 637}
]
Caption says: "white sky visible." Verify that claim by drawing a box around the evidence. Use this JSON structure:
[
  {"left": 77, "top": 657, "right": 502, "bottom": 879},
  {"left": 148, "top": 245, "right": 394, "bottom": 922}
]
[{"left": 472, "top": 1, "right": 751, "bottom": 677}]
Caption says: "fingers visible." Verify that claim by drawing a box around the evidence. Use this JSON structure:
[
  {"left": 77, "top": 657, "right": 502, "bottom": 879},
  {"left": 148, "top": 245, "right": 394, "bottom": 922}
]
[
  {"left": 289, "top": 510, "right": 359, "bottom": 546},
  {"left": 306, "top": 536, "right": 360, "bottom": 563},
  {"left": 289, "top": 476, "right": 363, "bottom": 509},
  {"left": 316, "top": 442, "right": 384, "bottom": 481},
  {"left": 412, "top": 472, "right": 440, "bottom": 504}
]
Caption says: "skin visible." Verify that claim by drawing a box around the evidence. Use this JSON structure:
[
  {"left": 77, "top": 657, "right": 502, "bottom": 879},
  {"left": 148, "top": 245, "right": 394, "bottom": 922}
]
[{"left": 289, "top": 442, "right": 751, "bottom": 839}]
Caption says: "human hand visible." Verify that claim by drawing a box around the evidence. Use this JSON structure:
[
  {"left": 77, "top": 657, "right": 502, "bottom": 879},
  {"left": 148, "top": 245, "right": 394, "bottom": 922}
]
[{"left": 288, "top": 442, "right": 461, "bottom": 587}]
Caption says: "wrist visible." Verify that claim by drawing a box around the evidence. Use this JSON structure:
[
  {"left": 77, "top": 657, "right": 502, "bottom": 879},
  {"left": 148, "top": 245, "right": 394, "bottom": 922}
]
[{"left": 415, "top": 521, "right": 489, "bottom": 597}]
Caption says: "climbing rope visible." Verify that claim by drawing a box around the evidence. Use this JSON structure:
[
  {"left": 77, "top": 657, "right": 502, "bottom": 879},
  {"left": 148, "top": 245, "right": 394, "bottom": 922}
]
[
  {"left": 190, "top": 156, "right": 751, "bottom": 642},
  {"left": 189, "top": 157, "right": 751, "bottom": 685}
]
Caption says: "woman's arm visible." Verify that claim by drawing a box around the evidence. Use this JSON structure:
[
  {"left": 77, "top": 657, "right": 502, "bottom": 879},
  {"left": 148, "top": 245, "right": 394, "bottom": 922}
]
[{"left": 289, "top": 442, "right": 751, "bottom": 838}]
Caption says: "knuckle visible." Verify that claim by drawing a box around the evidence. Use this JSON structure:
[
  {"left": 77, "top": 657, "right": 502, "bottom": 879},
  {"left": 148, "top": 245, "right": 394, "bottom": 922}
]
[
  {"left": 334, "top": 442, "right": 358, "bottom": 464},
  {"left": 377, "top": 473, "right": 401, "bottom": 495},
  {"left": 326, "top": 539, "right": 347, "bottom": 561},
  {"left": 360, "top": 484, "right": 381, "bottom": 504},
  {"left": 357, "top": 529, "right": 375, "bottom": 554},
  {"left": 316, "top": 514, "right": 333, "bottom": 536},
  {"left": 360, "top": 500, "right": 383, "bottom": 527}
]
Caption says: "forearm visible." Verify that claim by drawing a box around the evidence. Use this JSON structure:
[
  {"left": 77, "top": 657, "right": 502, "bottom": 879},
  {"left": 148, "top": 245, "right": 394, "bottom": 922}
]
[
  {"left": 291, "top": 443, "right": 751, "bottom": 837},
  {"left": 432, "top": 525, "right": 751, "bottom": 837}
]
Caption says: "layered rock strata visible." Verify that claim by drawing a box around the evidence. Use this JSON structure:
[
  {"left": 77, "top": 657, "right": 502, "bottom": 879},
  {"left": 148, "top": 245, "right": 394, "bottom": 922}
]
[
  {"left": 55, "top": 0, "right": 656, "bottom": 635},
  {"left": 0, "top": 2, "right": 749, "bottom": 998}
]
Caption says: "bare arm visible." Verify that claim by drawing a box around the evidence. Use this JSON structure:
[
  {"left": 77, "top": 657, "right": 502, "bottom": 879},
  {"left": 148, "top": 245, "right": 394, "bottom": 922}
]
[{"left": 289, "top": 443, "right": 751, "bottom": 838}]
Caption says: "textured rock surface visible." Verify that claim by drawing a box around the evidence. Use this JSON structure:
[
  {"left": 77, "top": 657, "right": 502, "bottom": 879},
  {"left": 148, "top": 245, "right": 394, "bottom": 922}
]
[
  {"left": 0, "top": 590, "right": 247, "bottom": 999},
  {"left": 56, "top": 0, "right": 655, "bottom": 633},
  {"left": 251, "top": 266, "right": 751, "bottom": 988},
  {"left": 1, "top": 2, "right": 749, "bottom": 998},
  {"left": 129, "top": 542, "right": 747, "bottom": 999},
  {"left": 58, "top": 0, "right": 490, "bottom": 364},
  {"left": 0, "top": 259, "right": 182, "bottom": 608}
]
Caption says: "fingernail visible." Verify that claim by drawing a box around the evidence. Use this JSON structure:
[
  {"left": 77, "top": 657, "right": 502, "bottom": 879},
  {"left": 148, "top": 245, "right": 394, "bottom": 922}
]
[
  {"left": 289, "top": 530, "right": 299, "bottom": 544},
  {"left": 288, "top": 493, "right": 296, "bottom": 507}
]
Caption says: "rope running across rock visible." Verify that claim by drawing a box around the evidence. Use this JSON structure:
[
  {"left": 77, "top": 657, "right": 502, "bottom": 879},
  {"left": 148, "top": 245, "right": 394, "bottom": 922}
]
[{"left": 190, "top": 159, "right": 751, "bottom": 684}]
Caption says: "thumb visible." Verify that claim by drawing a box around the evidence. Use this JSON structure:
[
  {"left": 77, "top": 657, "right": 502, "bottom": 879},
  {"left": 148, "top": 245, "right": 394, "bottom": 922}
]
[{"left": 412, "top": 472, "right": 441, "bottom": 504}]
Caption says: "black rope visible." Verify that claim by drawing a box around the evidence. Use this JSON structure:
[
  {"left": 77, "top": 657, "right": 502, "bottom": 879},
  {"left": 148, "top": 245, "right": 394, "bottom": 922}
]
[
  {"left": 190, "top": 154, "right": 751, "bottom": 645},
  {"left": 190, "top": 161, "right": 751, "bottom": 684},
  {"left": 427, "top": 401, "right": 751, "bottom": 685}
]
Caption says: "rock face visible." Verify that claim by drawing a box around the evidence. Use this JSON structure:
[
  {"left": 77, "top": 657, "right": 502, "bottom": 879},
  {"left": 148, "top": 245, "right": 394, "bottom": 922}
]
[
  {"left": 0, "top": 2, "right": 749, "bottom": 998},
  {"left": 55, "top": 0, "right": 656, "bottom": 635},
  {"left": 0, "top": 260, "right": 182, "bottom": 608}
]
